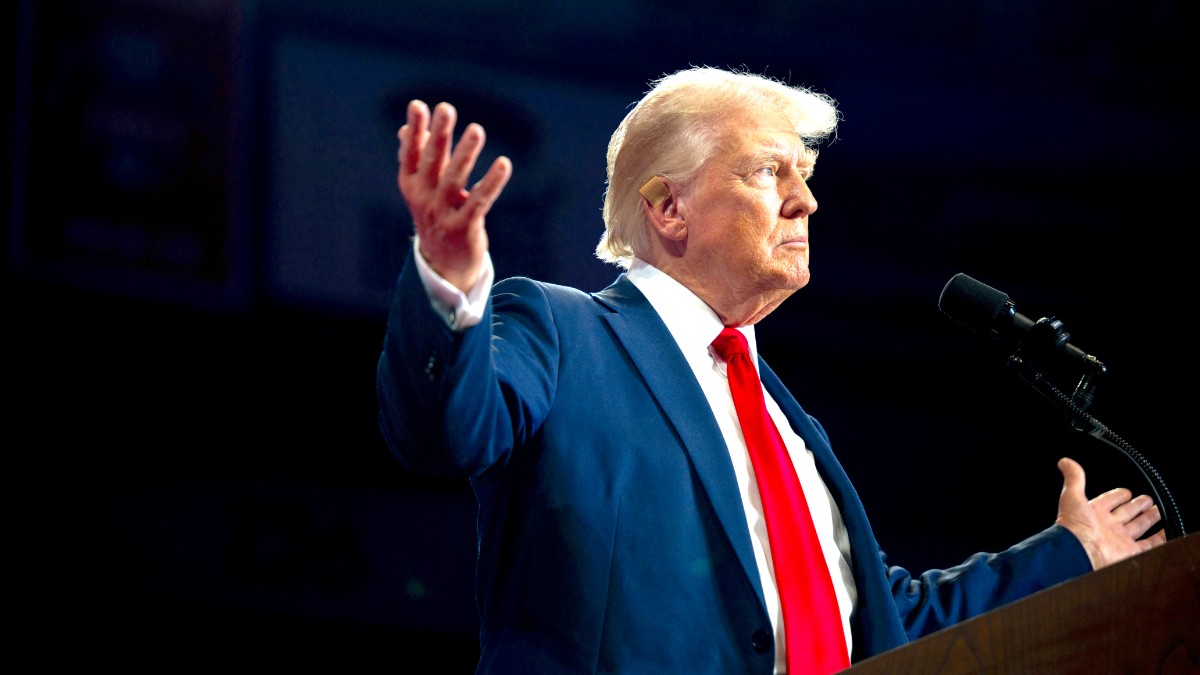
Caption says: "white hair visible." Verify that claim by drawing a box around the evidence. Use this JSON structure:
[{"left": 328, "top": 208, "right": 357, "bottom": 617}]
[{"left": 596, "top": 66, "right": 840, "bottom": 268}]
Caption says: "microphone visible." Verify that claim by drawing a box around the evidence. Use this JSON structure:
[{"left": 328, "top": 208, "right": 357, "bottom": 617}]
[
  {"left": 941, "top": 275, "right": 1184, "bottom": 540},
  {"left": 937, "top": 273, "right": 1104, "bottom": 375}
]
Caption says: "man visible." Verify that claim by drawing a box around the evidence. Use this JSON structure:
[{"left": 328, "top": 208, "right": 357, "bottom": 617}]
[{"left": 376, "top": 66, "right": 1165, "bottom": 674}]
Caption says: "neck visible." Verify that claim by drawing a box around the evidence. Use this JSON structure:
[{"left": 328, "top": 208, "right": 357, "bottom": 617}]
[
  {"left": 705, "top": 290, "right": 788, "bottom": 326},
  {"left": 643, "top": 260, "right": 787, "bottom": 326}
]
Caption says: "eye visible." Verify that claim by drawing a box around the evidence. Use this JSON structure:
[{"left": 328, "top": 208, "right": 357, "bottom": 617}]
[{"left": 756, "top": 166, "right": 777, "bottom": 177}]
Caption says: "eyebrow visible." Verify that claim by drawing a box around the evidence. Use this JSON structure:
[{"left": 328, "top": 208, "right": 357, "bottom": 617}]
[{"left": 741, "top": 144, "right": 816, "bottom": 176}]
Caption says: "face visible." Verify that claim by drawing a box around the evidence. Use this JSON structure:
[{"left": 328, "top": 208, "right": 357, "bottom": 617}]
[{"left": 674, "top": 107, "right": 819, "bottom": 313}]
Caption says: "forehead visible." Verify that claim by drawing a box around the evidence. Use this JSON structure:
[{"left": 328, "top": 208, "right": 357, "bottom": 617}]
[{"left": 715, "top": 110, "right": 814, "bottom": 166}]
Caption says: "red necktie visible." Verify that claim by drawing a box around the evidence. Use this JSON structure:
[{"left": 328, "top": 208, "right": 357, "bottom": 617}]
[{"left": 711, "top": 327, "right": 849, "bottom": 674}]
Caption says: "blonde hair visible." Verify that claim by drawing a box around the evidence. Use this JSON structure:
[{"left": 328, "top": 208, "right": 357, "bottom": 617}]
[{"left": 596, "top": 66, "right": 840, "bottom": 268}]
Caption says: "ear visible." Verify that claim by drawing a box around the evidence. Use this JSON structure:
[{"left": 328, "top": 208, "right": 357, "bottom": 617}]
[{"left": 640, "top": 176, "right": 687, "bottom": 241}]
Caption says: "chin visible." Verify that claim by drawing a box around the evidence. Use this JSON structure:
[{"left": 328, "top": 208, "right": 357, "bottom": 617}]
[{"left": 786, "top": 265, "right": 811, "bottom": 290}]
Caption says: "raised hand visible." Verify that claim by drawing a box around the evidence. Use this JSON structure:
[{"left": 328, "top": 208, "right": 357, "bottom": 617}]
[
  {"left": 1054, "top": 456, "right": 1167, "bottom": 569},
  {"left": 397, "top": 99, "right": 512, "bottom": 293}
]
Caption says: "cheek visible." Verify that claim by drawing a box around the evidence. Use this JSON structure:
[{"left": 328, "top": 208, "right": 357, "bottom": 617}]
[{"left": 700, "top": 194, "right": 777, "bottom": 254}]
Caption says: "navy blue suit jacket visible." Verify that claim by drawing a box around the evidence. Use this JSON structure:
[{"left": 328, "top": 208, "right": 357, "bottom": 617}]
[{"left": 377, "top": 254, "right": 1091, "bottom": 674}]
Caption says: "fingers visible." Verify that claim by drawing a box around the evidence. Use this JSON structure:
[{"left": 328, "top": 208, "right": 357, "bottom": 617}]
[
  {"left": 396, "top": 99, "right": 457, "bottom": 188},
  {"left": 1090, "top": 486, "right": 1135, "bottom": 514},
  {"left": 1077, "top": 464, "right": 1164, "bottom": 541},
  {"left": 1113, "top": 495, "right": 1162, "bottom": 537},
  {"left": 443, "top": 122, "right": 487, "bottom": 207},
  {"left": 398, "top": 99, "right": 430, "bottom": 176},
  {"left": 1109, "top": 493, "right": 1154, "bottom": 522},
  {"left": 397, "top": 101, "right": 505, "bottom": 207},
  {"left": 422, "top": 102, "right": 457, "bottom": 189},
  {"left": 1144, "top": 529, "right": 1168, "bottom": 548},
  {"left": 464, "top": 155, "right": 513, "bottom": 217}
]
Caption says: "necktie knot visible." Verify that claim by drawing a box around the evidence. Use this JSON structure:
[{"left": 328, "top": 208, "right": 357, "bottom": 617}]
[{"left": 712, "top": 326, "right": 749, "bottom": 362}]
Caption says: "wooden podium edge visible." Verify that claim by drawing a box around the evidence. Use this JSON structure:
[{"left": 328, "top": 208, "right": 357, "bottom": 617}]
[{"left": 846, "top": 533, "right": 1200, "bottom": 674}]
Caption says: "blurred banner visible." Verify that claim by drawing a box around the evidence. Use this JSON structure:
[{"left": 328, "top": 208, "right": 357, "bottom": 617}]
[{"left": 9, "top": 0, "right": 254, "bottom": 311}]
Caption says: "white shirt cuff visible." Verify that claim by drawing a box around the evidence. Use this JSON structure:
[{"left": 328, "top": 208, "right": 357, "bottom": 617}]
[{"left": 411, "top": 236, "right": 493, "bottom": 330}]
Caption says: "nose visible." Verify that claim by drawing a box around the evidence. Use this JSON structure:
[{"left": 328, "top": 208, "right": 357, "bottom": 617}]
[{"left": 782, "top": 178, "right": 817, "bottom": 219}]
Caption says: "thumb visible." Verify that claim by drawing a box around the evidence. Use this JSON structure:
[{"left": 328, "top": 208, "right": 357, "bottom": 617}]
[
  {"left": 1060, "top": 454, "right": 1089, "bottom": 485},
  {"left": 1057, "top": 456, "right": 1086, "bottom": 506}
]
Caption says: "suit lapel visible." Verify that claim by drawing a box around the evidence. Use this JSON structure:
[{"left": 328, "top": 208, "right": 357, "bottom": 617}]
[
  {"left": 594, "top": 276, "right": 766, "bottom": 604},
  {"left": 759, "top": 361, "right": 843, "bottom": 505}
]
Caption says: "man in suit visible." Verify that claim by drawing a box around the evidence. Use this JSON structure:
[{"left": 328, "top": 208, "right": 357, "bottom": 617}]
[{"left": 376, "top": 66, "right": 1165, "bottom": 674}]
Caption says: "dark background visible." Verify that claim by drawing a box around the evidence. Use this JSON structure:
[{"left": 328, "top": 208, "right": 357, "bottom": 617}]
[{"left": 7, "top": 0, "right": 1195, "bottom": 668}]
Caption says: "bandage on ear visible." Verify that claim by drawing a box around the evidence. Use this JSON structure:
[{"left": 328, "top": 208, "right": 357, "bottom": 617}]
[{"left": 638, "top": 176, "right": 670, "bottom": 207}]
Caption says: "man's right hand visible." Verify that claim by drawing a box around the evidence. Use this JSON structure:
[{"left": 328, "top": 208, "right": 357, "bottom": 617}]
[{"left": 397, "top": 99, "right": 512, "bottom": 293}]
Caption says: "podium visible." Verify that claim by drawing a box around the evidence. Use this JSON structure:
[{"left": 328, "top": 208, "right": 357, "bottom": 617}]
[{"left": 846, "top": 533, "right": 1200, "bottom": 674}]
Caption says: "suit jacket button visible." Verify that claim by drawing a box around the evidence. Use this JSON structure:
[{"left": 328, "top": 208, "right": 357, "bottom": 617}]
[{"left": 751, "top": 628, "right": 771, "bottom": 653}]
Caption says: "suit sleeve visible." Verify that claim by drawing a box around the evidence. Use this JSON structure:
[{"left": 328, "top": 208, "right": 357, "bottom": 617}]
[
  {"left": 375, "top": 251, "right": 560, "bottom": 478},
  {"left": 884, "top": 523, "right": 1092, "bottom": 640}
]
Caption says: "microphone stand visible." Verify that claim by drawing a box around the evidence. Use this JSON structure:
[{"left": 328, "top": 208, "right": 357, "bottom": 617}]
[{"left": 1005, "top": 317, "right": 1186, "bottom": 541}]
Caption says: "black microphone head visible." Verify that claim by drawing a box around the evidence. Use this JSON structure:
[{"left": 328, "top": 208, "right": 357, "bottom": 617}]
[{"left": 938, "top": 273, "right": 1011, "bottom": 336}]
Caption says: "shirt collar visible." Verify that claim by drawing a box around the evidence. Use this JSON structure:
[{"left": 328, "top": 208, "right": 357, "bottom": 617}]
[{"left": 625, "top": 258, "right": 759, "bottom": 364}]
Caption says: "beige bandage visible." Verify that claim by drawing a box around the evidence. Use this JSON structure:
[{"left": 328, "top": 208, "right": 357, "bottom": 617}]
[{"left": 638, "top": 176, "right": 670, "bottom": 207}]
